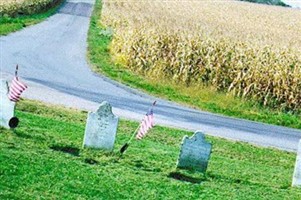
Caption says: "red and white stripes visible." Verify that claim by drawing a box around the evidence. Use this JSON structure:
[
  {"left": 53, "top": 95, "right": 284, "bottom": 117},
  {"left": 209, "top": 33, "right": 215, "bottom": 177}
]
[
  {"left": 8, "top": 77, "right": 28, "bottom": 102},
  {"left": 136, "top": 109, "right": 154, "bottom": 140}
]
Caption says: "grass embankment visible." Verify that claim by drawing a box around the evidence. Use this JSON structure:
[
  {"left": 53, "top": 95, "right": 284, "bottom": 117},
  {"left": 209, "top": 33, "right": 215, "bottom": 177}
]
[
  {"left": 0, "top": 0, "right": 63, "bottom": 35},
  {"left": 88, "top": 0, "right": 301, "bottom": 129},
  {"left": 0, "top": 100, "right": 300, "bottom": 199}
]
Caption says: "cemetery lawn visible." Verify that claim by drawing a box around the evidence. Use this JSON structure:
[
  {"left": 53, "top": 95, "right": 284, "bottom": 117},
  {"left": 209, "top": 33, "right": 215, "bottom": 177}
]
[
  {"left": 0, "top": 2, "right": 63, "bottom": 36},
  {"left": 0, "top": 100, "right": 301, "bottom": 199},
  {"left": 88, "top": 0, "right": 301, "bottom": 130}
]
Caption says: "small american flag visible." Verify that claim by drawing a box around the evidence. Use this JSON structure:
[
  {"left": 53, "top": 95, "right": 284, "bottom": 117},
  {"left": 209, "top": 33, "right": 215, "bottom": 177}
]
[
  {"left": 8, "top": 65, "right": 27, "bottom": 102},
  {"left": 119, "top": 101, "right": 157, "bottom": 155},
  {"left": 136, "top": 106, "right": 155, "bottom": 140}
]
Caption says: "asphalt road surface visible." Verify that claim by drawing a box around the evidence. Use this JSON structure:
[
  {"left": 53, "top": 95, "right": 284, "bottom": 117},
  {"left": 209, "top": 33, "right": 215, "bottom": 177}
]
[{"left": 1, "top": 0, "right": 301, "bottom": 152}]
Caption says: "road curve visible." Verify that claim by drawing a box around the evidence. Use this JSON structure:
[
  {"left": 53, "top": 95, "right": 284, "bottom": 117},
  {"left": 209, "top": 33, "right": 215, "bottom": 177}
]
[{"left": 1, "top": 0, "right": 301, "bottom": 152}]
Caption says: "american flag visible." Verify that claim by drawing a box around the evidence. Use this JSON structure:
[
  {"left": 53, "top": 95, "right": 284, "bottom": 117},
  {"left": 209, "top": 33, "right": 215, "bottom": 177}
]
[
  {"left": 119, "top": 101, "right": 157, "bottom": 154},
  {"left": 8, "top": 76, "right": 27, "bottom": 102},
  {"left": 136, "top": 107, "right": 155, "bottom": 140}
]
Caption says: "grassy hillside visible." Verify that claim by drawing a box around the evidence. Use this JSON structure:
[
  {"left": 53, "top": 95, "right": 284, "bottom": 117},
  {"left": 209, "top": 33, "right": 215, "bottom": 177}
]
[{"left": 0, "top": 100, "right": 300, "bottom": 199}]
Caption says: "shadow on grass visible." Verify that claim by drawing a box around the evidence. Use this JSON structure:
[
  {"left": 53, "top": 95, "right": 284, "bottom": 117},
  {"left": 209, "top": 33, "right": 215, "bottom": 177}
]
[
  {"left": 168, "top": 172, "right": 205, "bottom": 184},
  {"left": 84, "top": 158, "right": 99, "bottom": 165},
  {"left": 50, "top": 145, "right": 80, "bottom": 157},
  {"left": 207, "top": 172, "right": 291, "bottom": 189},
  {"left": 132, "top": 160, "right": 162, "bottom": 172},
  {"left": 14, "top": 130, "right": 35, "bottom": 139}
]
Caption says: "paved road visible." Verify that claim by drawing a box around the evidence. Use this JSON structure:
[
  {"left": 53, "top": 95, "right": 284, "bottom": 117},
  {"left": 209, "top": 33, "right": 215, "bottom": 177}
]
[{"left": 1, "top": 0, "right": 301, "bottom": 152}]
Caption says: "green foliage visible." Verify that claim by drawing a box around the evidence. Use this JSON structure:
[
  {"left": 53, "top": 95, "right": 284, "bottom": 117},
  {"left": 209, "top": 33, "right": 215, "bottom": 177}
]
[{"left": 0, "top": 100, "right": 300, "bottom": 199}]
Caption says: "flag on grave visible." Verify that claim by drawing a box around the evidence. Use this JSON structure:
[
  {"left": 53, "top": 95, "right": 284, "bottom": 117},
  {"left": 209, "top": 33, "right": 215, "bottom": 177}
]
[
  {"left": 120, "top": 101, "right": 157, "bottom": 155},
  {"left": 136, "top": 106, "right": 154, "bottom": 140},
  {"left": 8, "top": 65, "right": 28, "bottom": 102}
]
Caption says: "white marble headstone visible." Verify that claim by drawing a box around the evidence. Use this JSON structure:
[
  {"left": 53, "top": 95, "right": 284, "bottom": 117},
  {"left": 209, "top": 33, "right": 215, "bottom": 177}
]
[
  {"left": 292, "top": 139, "right": 301, "bottom": 187},
  {"left": 0, "top": 79, "right": 16, "bottom": 129},
  {"left": 177, "top": 131, "right": 212, "bottom": 173},
  {"left": 83, "top": 101, "right": 119, "bottom": 151}
]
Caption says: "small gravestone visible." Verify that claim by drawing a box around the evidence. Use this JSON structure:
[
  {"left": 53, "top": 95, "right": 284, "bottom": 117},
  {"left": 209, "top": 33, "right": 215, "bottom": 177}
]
[
  {"left": 177, "top": 131, "right": 212, "bottom": 173},
  {"left": 83, "top": 101, "right": 118, "bottom": 151},
  {"left": 0, "top": 79, "right": 18, "bottom": 129},
  {"left": 292, "top": 139, "right": 301, "bottom": 187}
]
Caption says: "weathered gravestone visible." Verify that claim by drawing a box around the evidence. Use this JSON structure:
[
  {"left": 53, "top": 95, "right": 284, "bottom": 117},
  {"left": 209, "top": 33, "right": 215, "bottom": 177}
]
[
  {"left": 83, "top": 101, "right": 118, "bottom": 151},
  {"left": 177, "top": 131, "right": 212, "bottom": 173},
  {"left": 292, "top": 139, "right": 301, "bottom": 187},
  {"left": 0, "top": 79, "right": 18, "bottom": 129}
]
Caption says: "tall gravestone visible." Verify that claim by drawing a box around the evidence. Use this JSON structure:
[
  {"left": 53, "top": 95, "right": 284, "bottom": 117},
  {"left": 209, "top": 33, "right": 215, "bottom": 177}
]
[
  {"left": 292, "top": 139, "right": 301, "bottom": 187},
  {"left": 0, "top": 79, "right": 18, "bottom": 129},
  {"left": 177, "top": 131, "right": 212, "bottom": 173},
  {"left": 83, "top": 101, "right": 119, "bottom": 151}
]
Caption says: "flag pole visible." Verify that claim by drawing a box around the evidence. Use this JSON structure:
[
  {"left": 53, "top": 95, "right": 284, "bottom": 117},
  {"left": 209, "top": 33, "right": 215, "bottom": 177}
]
[
  {"left": 119, "top": 125, "right": 140, "bottom": 155},
  {"left": 119, "top": 101, "right": 157, "bottom": 155},
  {"left": 15, "top": 64, "right": 18, "bottom": 77},
  {"left": 128, "top": 125, "right": 141, "bottom": 144}
]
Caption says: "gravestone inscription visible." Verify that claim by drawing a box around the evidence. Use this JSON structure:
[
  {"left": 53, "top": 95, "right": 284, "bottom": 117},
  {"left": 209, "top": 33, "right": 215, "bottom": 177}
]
[
  {"left": 292, "top": 139, "right": 301, "bottom": 187},
  {"left": 177, "top": 131, "right": 212, "bottom": 173},
  {"left": 0, "top": 79, "right": 18, "bottom": 129},
  {"left": 83, "top": 101, "right": 119, "bottom": 151}
]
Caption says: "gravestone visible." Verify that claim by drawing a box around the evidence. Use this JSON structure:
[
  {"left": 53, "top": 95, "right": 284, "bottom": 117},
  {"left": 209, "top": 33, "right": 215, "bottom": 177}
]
[
  {"left": 0, "top": 79, "right": 18, "bottom": 129},
  {"left": 292, "top": 139, "right": 301, "bottom": 187},
  {"left": 177, "top": 131, "right": 212, "bottom": 173},
  {"left": 83, "top": 101, "right": 119, "bottom": 151}
]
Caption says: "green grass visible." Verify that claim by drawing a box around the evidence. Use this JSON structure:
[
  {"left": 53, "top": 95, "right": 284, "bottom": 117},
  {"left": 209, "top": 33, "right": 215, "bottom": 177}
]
[
  {"left": 87, "top": 0, "right": 301, "bottom": 130},
  {"left": 0, "top": 100, "right": 300, "bottom": 199},
  {"left": 0, "top": 1, "right": 63, "bottom": 36}
]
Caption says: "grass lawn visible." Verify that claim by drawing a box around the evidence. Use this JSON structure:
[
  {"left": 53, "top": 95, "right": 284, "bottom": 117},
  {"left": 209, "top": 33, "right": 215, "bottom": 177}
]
[
  {"left": 87, "top": 0, "right": 301, "bottom": 130},
  {"left": 0, "top": 1, "right": 63, "bottom": 36},
  {"left": 0, "top": 100, "right": 300, "bottom": 199}
]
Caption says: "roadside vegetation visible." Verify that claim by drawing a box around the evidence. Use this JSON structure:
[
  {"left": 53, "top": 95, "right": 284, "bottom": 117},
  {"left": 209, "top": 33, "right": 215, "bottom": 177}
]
[
  {"left": 0, "top": 0, "right": 63, "bottom": 35},
  {"left": 88, "top": 0, "right": 301, "bottom": 129},
  {"left": 0, "top": 100, "right": 300, "bottom": 199},
  {"left": 102, "top": 0, "right": 301, "bottom": 111}
]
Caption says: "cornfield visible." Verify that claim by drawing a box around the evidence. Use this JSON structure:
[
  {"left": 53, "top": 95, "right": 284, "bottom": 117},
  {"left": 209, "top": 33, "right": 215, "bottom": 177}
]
[
  {"left": 102, "top": 0, "right": 301, "bottom": 111},
  {"left": 0, "top": 0, "right": 60, "bottom": 17}
]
